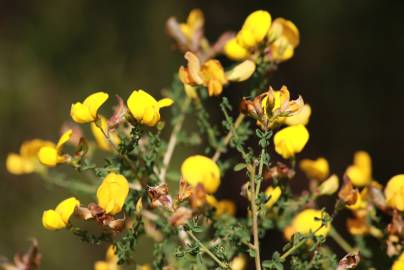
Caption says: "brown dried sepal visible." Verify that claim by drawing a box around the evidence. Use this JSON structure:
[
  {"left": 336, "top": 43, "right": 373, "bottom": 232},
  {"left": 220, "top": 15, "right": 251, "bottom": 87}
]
[
  {"left": 147, "top": 183, "right": 173, "bottom": 210},
  {"left": 0, "top": 239, "right": 41, "bottom": 270},
  {"left": 169, "top": 207, "right": 193, "bottom": 226},
  {"left": 177, "top": 177, "right": 193, "bottom": 202},
  {"left": 108, "top": 95, "right": 128, "bottom": 129},
  {"left": 264, "top": 162, "right": 295, "bottom": 180},
  {"left": 336, "top": 251, "right": 360, "bottom": 270},
  {"left": 338, "top": 176, "right": 360, "bottom": 206}
]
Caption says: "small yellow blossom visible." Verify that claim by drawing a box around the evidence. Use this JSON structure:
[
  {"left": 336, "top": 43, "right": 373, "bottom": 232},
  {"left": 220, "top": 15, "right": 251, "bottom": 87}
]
[
  {"left": 284, "top": 104, "right": 311, "bottom": 126},
  {"left": 97, "top": 173, "right": 130, "bottom": 215},
  {"left": 206, "top": 195, "right": 236, "bottom": 216},
  {"left": 179, "top": 9, "right": 204, "bottom": 41},
  {"left": 181, "top": 155, "right": 221, "bottom": 193},
  {"left": 6, "top": 139, "right": 54, "bottom": 175},
  {"left": 42, "top": 197, "right": 80, "bottom": 230},
  {"left": 38, "top": 129, "right": 72, "bottom": 167},
  {"left": 384, "top": 174, "right": 404, "bottom": 211},
  {"left": 224, "top": 10, "right": 271, "bottom": 60},
  {"left": 300, "top": 157, "right": 329, "bottom": 181},
  {"left": 91, "top": 116, "right": 120, "bottom": 151},
  {"left": 94, "top": 245, "right": 120, "bottom": 270},
  {"left": 230, "top": 255, "right": 247, "bottom": 270},
  {"left": 264, "top": 186, "right": 282, "bottom": 208},
  {"left": 346, "top": 188, "right": 367, "bottom": 210},
  {"left": 179, "top": 51, "right": 255, "bottom": 96},
  {"left": 71, "top": 92, "right": 109, "bottom": 124},
  {"left": 345, "top": 151, "right": 373, "bottom": 187},
  {"left": 274, "top": 125, "right": 309, "bottom": 159},
  {"left": 268, "top": 18, "right": 300, "bottom": 62},
  {"left": 127, "top": 90, "right": 173, "bottom": 127},
  {"left": 392, "top": 252, "right": 404, "bottom": 270},
  {"left": 317, "top": 174, "right": 339, "bottom": 196},
  {"left": 284, "top": 209, "right": 330, "bottom": 240}
]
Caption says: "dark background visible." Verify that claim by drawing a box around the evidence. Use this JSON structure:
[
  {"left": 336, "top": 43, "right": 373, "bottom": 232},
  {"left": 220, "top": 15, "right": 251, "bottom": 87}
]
[{"left": 1, "top": 0, "right": 403, "bottom": 269}]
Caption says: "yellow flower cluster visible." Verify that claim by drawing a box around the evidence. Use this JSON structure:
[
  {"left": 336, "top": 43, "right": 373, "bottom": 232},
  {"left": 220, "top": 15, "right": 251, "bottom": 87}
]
[
  {"left": 38, "top": 129, "right": 72, "bottom": 167},
  {"left": 42, "top": 197, "right": 80, "bottom": 230}
]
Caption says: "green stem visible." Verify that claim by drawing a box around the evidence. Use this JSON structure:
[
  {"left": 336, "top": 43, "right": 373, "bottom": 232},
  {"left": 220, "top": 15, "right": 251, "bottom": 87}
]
[
  {"left": 255, "top": 148, "right": 266, "bottom": 199},
  {"left": 249, "top": 163, "right": 262, "bottom": 270},
  {"left": 329, "top": 226, "right": 354, "bottom": 253},
  {"left": 187, "top": 230, "right": 230, "bottom": 269},
  {"left": 40, "top": 173, "right": 95, "bottom": 194}
]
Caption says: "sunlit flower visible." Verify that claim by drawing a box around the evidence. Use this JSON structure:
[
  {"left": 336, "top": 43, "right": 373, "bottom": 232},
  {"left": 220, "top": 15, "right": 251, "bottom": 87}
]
[
  {"left": 274, "top": 125, "right": 309, "bottom": 159},
  {"left": 284, "top": 209, "right": 330, "bottom": 240},
  {"left": 91, "top": 116, "right": 120, "bottom": 151},
  {"left": 284, "top": 104, "right": 311, "bottom": 126},
  {"left": 384, "top": 174, "right": 404, "bottom": 211},
  {"left": 94, "top": 245, "right": 120, "bottom": 270},
  {"left": 224, "top": 10, "right": 272, "bottom": 60},
  {"left": 6, "top": 139, "right": 54, "bottom": 175},
  {"left": 71, "top": 92, "right": 109, "bottom": 124},
  {"left": 391, "top": 252, "right": 404, "bottom": 270},
  {"left": 127, "top": 90, "right": 173, "bottom": 127},
  {"left": 317, "top": 174, "right": 339, "bottom": 196},
  {"left": 181, "top": 155, "right": 221, "bottom": 193},
  {"left": 268, "top": 18, "right": 300, "bottom": 62},
  {"left": 179, "top": 51, "right": 255, "bottom": 96},
  {"left": 345, "top": 151, "right": 373, "bottom": 187},
  {"left": 264, "top": 186, "right": 282, "bottom": 208},
  {"left": 97, "top": 173, "right": 129, "bottom": 215},
  {"left": 300, "top": 157, "right": 329, "bottom": 181},
  {"left": 37, "top": 129, "right": 72, "bottom": 167},
  {"left": 42, "top": 197, "right": 80, "bottom": 230},
  {"left": 206, "top": 195, "right": 236, "bottom": 216}
]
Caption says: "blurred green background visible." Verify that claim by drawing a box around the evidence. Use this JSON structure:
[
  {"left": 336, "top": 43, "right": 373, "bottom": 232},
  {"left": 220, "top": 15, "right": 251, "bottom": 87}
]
[{"left": 1, "top": 0, "right": 403, "bottom": 269}]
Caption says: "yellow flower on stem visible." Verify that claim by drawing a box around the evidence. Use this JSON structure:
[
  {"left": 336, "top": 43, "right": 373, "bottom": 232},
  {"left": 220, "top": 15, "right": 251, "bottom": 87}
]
[
  {"left": 179, "top": 9, "right": 204, "bottom": 41},
  {"left": 264, "top": 186, "right": 282, "bottom": 208},
  {"left": 91, "top": 116, "right": 120, "bottom": 151},
  {"left": 392, "top": 252, "right": 404, "bottom": 270},
  {"left": 97, "top": 173, "right": 129, "bottom": 215},
  {"left": 345, "top": 151, "right": 373, "bottom": 187},
  {"left": 230, "top": 255, "right": 247, "bottom": 270},
  {"left": 181, "top": 155, "right": 221, "bottom": 193},
  {"left": 274, "top": 125, "right": 309, "bottom": 159},
  {"left": 300, "top": 157, "right": 329, "bottom": 181},
  {"left": 71, "top": 92, "right": 109, "bottom": 124},
  {"left": 384, "top": 174, "right": 404, "bottom": 211},
  {"left": 268, "top": 18, "right": 300, "bottom": 62},
  {"left": 284, "top": 209, "right": 330, "bottom": 240},
  {"left": 127, "top": 90, "right": 173, "bottom": 127},
  {"left": 224, "top": 38, "right": 249, "bottom": 61},
  {"left": 284, "top": 104, "right": 311, "bottom": 126},
  {"left": 317, "top": 174, "right": 339, "bottom": 196},
  {"left": 94, "top": 245, "right": 120, "bottom": 270},
  {"left": 42, "top": 197, "right": 80, "bottom": 230},
  {"left": 179, "top": 51, "right": 255, "bottom": 96},
  {"left": 6, "top": 139, "right": 54, "bottom": 175},
  {"left": 37, "top": 129, "right": 73, "bottom": 167}
]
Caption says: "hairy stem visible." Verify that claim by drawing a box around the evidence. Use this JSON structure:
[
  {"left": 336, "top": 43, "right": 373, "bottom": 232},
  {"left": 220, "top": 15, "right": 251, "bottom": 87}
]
[
  {"left": 159, "top": 96, "right": 191, "bottom": 183},
  {"left": 249, "top": 163, "right": 262, "bottom": 270},
  {"left": 329, "top": 226, "right": 354, "bottom": 253},
  {"left": 212, "top": 114, "right": 245, "bottom": 162},
  {"left": 187, "top": 230, "right": 230, "bottom": 269}
]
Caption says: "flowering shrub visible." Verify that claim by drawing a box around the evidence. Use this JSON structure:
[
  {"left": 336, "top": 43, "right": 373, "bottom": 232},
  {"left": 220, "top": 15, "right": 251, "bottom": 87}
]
[{"left": 3, "top": 8, "right": 403, "bottom": 270}]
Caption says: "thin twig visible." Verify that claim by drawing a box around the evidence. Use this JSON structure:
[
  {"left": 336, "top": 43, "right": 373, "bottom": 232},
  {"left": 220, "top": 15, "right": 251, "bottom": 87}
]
[
  {"left": 158, "top": 96, "right": 191, "bottom": 183},
  {"left": 249, "top": 162, "right": 262, "bottom": 270},
  {"left": 212, "top": 114, "right": 245, "bottom": 162},
  {"left": 187, "top": 230, "right": 230, "bottom": 269},
  {"left": 329, "top": 226, "right": 354, "bottom": 253}
]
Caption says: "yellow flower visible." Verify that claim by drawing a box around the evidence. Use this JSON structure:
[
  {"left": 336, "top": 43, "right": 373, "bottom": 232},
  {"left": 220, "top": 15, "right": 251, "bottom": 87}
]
[
  {"left": 6, "top": 139, "right": 54, "bottom": 175},
  {"left": 91, "top": 116, "right": 120, "bottom": 151},
  {"left": 284, "top": 104, "right": 311, "bottom": 126},
  {"left": 224, "top": 10, "right": 271, "bottom": 60},
  {"left": 284, "top": 209, "right": 330, "bottom": 240},
  {"left": 230, "top": 255, "right": 247, "bottom": 270},
  {"left": 385, "top": 174, "right": 404, "bottom": 211},
  {"left": 181, "top": 155, "right": 221, "bottom": 193},
  {"left": 127, "top": 90, "right": 173, "bottom": 126},
  {"left": 299, "top": 157, "right": 329, "bottom": 181},
  {"left": 345, "top": 151, "right": 372, "bottom": 187},
  {"left": 97, "top": 173, "right": 129, "bottom": 215},
  {"left": 42, "top": 197, "right": 80, "bottom": 230},
  {"left": 268, "top": 18, "right": 300, "bottom": 62},
  {"left": 179, "top": 52, "right": 255, "bottom": 96},
  {"left": 94, "top": 245, "right": 120, "bottom": 270},
  {"left": 206, "top": 195, "right": 236, "bottom": 216},
  {"left": 71, "top": 92, "right": 109, "bottom": 124},
  {"left": 317, "top": 174, "right": 339, "bottom": 196},
  {"left": 392, "top": 252, "right": 404, "bottom": 270},
  {"left": 264, "top": 186, "right": 282, "bottom": 208},
  {"left": 38, "top": 129, "right": 72, "bottom": 167},
  {"left": 179, "top": 9, "right": 204, "bottom": 41},
  {"left": 274, "top": 125, "right": 309, "bottom": 159}
]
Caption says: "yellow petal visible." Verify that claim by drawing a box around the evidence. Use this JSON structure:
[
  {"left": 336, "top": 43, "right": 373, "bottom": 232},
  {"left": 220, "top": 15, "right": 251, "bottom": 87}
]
[
  {"left": 224, "top": 38, "right": 249, "bottom": 61},
  {"left": 127, "top": 90, "right": 159, "bottom": 125},
  {"left": 385, "top": 174, "right": 404, "bottom": 211},
  {"left": 215, "top": 200, "right": 236, "bottom": 216},
  {"left": 97, "top": 173, "right": 129, "bottom": 215},
  {"left": 6, "top": 153, "right": 35, "bottom": 175},
  {"left": 299, "top": 157, "right": 329, "bottom": 181},
  {"left": 284, "top": 104, "right": 312, "bottom": 126},
  {"left": 83, "top": 91, "right": 109, "bottom": 119},
  {"left": 318, "top": 174, "right": 339, "bottom": 196},
  {"left": 184, "top": 52, "right": 204, "bottom": 84},
  {"left": 226, "top": 60, "right": 256, "bottom": 82},
  {"left": 157, "top": 98, "right": 174, "bottom": 108},
  {"left": 290, "top": 209, "right": 330, "bottom": 238},
  {"left": 239, "top": 10, "right": 272, "bottom": 48},
  {"left": 274, "top": 125, "right": 309, "bottom": 159},
  {"left": 70, "top": 102, "right": 94, "bottom": 123},
  {"left": 55, "top": 197, "right": 80, "bottom": 223},
  {"left": 91, "top": 116, "right": 111, "bottom": 151},
  {"left": 181, "top": 155, "right": 221, "bottom": 193},
  {"left": 38, "top": 146, "right": 59, "bottom": 167},
  {"left": 265, "top": 186, "right": 282, "bottom": 208},
  {"left": 42, "top": 210, "right": 66, "bottom": 230},
  {"left": 20, "top": 139, "right": 55, "bottom": 157},
  {"left": 56, "top": 129, "right": 73, "bottom": 151}
]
